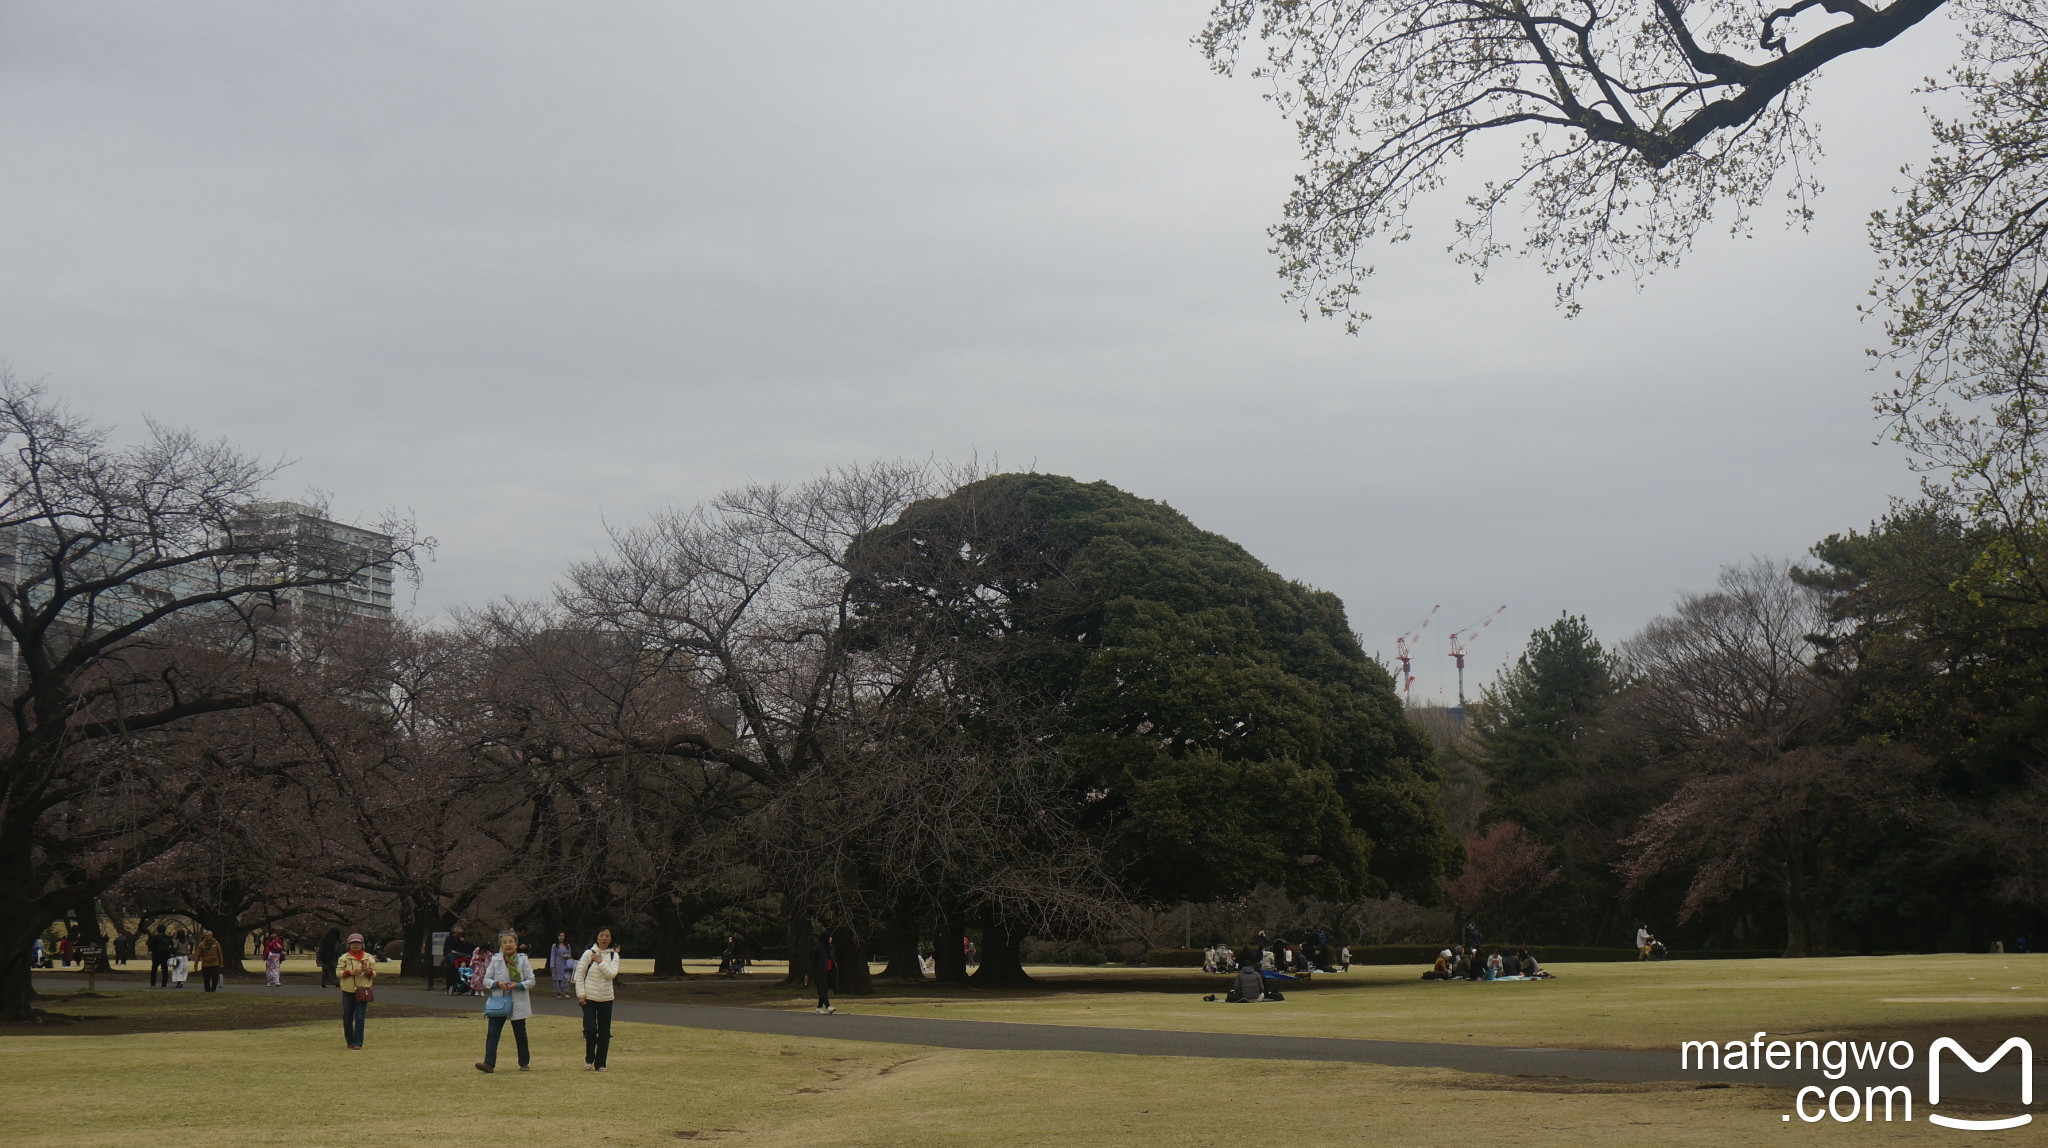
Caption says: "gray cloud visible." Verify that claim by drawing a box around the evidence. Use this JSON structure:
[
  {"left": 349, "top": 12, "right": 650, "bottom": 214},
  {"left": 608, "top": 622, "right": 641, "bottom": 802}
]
[{"left": 0, "top": 1, "right": 1952, "bottom": 700}]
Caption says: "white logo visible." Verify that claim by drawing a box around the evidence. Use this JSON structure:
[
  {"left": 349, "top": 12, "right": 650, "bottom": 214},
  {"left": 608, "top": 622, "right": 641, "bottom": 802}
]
[{"left": 1927, "top": 1037, "right": 2033, "bottom": 1131}]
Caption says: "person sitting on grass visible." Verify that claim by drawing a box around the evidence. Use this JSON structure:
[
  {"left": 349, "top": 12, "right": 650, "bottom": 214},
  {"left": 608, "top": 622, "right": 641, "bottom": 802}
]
[
  {"left": 1517, "top": 949, "right": 1551, "bottom": 979},
  {"left": 1225, "top": 962, "right": 1265, "bottom": 1003},
  {"left": 1485, "top": 951, "right": 1504, "bottom": 980},
  {"left": 1422, "top": 950, "right": 1452, "bottom": 980}
]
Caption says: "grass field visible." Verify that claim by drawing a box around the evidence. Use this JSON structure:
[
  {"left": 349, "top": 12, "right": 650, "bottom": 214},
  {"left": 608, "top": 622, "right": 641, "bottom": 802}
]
[
  {"left": 820, "top": 954, "right": 2048, "bottom": 1051},
  {"left": 59, "top": 953, "right": 2046, "bottom": 1052},
  {"left": 2, "top": 998, "right": 2023, "bottom": 1147}
]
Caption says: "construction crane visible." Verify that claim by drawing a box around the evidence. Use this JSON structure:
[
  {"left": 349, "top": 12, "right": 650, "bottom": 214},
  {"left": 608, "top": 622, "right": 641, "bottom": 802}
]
[
  {"left": 1446, "top": 606, "right": 1507, "bottom": 709},
  {"left": 1393, "top": 605, "right": 1439, "bottom": 700}
]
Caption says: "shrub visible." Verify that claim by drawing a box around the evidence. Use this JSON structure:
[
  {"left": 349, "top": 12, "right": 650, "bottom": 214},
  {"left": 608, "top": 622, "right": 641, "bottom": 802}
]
[{"left": 1144, "top": 948, "right": 1208, "bottom": 967}]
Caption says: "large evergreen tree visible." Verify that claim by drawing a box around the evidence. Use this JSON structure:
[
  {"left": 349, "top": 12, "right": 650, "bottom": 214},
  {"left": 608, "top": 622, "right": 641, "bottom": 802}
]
[
  {"left": 1467, "top": 614, "right": 1667, "bottom": 944},
  {"left": 848, "top": 472, "right": 1458, "bottom": 905},
  {"left": 1474, "top": 614, "right": 1614, "bottom": 817}
]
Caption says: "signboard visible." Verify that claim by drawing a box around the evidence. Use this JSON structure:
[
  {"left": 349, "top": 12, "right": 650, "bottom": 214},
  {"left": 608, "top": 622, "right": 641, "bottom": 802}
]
[
  {"left": 75, "top": 944, "right": 106, "bottom": 990},
  {"left": 431, "top": 931, "right": 449, "bottom": 961}
]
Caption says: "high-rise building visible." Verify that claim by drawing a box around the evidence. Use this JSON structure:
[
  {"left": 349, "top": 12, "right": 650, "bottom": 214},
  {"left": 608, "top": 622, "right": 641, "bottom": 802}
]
[{"left": 232, "top": 501, "right": 397, "bottom": 624}]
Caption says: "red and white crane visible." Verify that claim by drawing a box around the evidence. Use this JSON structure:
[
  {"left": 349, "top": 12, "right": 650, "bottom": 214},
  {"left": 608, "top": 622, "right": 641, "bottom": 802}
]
[
  {"left": 1393, "top": 605, "right": 1439, "bottom": 700},
  {"left": 1446, "top": 606, "right": 1507, "bottom": 708}
]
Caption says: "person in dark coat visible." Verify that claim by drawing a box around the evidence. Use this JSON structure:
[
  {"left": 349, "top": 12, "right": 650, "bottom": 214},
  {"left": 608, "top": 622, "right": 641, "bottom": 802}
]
[
  {"left": 1226, "top": 963, "right": 1265, "bottom": 1002},
  {"left": 806, "top": 933, "right": 838, "bottom": 1014},
  {"left": 316, "top": 927, "right": 342, "bottom": 988},
  {"left": 147, "top": 927, "right": 174, "bottom": 988}
]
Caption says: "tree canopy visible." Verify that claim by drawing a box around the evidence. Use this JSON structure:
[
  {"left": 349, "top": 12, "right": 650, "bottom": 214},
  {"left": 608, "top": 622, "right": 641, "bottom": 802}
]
[{"left": 849, "top": 472, "right": 1458, "bottom": 905}]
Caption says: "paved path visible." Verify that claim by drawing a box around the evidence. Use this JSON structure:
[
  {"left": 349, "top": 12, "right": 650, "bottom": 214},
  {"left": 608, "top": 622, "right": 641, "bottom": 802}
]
[{"left": 34, "top": 975, "right": 2034, "bottom": 1108}]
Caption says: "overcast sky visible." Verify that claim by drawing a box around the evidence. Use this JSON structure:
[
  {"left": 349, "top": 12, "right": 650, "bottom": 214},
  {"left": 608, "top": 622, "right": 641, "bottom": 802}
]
[{"left": 0, "top": 2, "right": 1961, "bottom": 702}]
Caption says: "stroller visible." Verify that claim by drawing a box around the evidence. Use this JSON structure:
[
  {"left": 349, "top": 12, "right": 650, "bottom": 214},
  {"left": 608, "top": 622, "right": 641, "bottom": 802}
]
[{"left": 446, "top": 951, "right": 474, "bottom": 996}]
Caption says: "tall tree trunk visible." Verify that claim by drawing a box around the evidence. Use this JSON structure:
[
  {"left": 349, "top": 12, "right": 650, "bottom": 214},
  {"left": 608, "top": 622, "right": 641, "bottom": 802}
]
[
  {"left": 931, "top": 910, "right": 968, "bottom": 984},
  {"left": 399, "top": 901, "right": 443, "bottom": 979},
  {"left": 779, "top": 906, "right": 808, "bottom": 987},
  {"left": 969, "top": 916, "right": 1032, "bottom": 987},
  {"left": 1782, "top": 837, "right": 1822, "bottom": 958},
  {"left": 876, "top": 908, "right": 924, "bottom": 981},
  {"left": 651, "top": 897, "right": 695, "bottom": 977},
  {"left": 830, "top": 923, "right": 874, "bottom": 995}
]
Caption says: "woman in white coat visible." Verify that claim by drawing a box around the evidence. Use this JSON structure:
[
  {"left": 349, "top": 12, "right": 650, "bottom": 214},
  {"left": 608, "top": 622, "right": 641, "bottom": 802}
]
[
  {"left": 475, "top": 931, "right": 536, "bottom": 1073},
  {"left": 575, "top": 926, "right": 621, "bottom": 1071}
]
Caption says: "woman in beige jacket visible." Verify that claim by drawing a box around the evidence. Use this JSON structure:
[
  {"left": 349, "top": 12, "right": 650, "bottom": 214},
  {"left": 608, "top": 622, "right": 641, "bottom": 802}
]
[
  {"left": 335, "top": 933, "right": 376, "bottom": 1049},
  {"left": 574, "top": 927, "right": 620, "bottom": 1071}
]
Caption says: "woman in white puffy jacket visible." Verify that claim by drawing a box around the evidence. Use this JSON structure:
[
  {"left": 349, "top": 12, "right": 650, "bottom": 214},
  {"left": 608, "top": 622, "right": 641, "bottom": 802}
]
[{"left": 575, "top": 927, "right": 621, "bottom": 1071}]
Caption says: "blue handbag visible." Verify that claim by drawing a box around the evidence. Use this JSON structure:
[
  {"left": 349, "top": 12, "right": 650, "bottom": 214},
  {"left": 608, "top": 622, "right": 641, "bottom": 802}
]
[{"left": 483, "top": 956, "right": 517, "bottom": 1018}]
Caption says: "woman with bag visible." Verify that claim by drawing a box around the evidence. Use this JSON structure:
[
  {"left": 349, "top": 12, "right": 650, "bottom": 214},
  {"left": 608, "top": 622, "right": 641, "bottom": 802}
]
[
  {"left": 476, "top": 931, "right": 535, "bottom": 1073},
  {"left": 575, "top": 927, "right": 620, "bottom": 1071},
  {"left": 336, "top": 933, "right": 376, "bottom": 1049}
]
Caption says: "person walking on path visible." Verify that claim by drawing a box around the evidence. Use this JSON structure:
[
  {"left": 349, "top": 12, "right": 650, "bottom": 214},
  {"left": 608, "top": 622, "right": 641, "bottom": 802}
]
[
  {"left": 476, "top": 931, "right": 536, "bottom": 1073},
  {"left": 263, "top": 933, "right": 286, "bottom": 986},
  {"left": 575, "top": 927, "right": 620, "bottom": 1071},
  {"left": 195, "top": 931, "right": 225, "bottom": 992},
  {"left": 806, "top": 932, "right": 837, "bottom": 1015},
  {"left": 317, "top": 928, "right": 342, "bottom": 988},
  {"left": 147, "top": 927, "right": 172, "bottom": 988},
  {"left": 336, "top": 933, "right": 376, "bottom": 1049},
  {"left": 550, "top": 932, "right": 574, "bottom": 998}
]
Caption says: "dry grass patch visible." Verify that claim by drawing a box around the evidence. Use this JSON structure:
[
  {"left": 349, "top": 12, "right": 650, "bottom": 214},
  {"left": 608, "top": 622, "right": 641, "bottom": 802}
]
[{"left": 0, "top": 1014, "right": 2029, "bottom": 1146}]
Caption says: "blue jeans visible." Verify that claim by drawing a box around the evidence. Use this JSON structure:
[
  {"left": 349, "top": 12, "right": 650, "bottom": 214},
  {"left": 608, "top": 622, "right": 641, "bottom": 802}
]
[
  {"left": 484, "top": 1015, "right": 528, "bottom": 1068},
  {"left": 582, "top": 1000, "right": 613, "bottom": 1068},
  {"left": 339, "top": 993, "right": 367, "bottom": 1046}
]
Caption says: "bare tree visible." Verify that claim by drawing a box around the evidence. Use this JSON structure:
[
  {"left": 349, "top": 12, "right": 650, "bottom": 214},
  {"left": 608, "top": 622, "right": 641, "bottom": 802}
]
[
  {"left": 283, "top": 620, "right": 529, "bottom": 977},
  {"left": 560, "top": 461, "right": 958, "bottom": 985},
  {"left": 1614, "top": 559, "right": 1923, "bottom": 955},
  {"left": 0, "top": 380, "right": 418, "bottom": 1022},
  {"left": 452, "top": 603, "right": 749, "bottom": 969},
  {"left": 1445, "top": 821, "right": 1560, "bottom": 942},
  {"left": 1200, "top": 0, "right": 1948, "bottom": 325}
]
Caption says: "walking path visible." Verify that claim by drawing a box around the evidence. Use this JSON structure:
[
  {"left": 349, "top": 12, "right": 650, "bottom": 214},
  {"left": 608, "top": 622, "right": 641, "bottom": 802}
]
[{"left": 33, "top": 975, "right": 2031, "bottom": 1105}]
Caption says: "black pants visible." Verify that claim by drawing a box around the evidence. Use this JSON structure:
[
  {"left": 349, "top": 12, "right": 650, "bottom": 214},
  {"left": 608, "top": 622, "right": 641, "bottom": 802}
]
[
  {"left": 816, "top": 984, "right": 831, "bottom": 1009},
  {"left": 484, "top": 1015, "right": 529, "bottom": 1068},
  {"left": 582, "top": 999, "right": 613, "bottom": 1068},
  {"left": 202, "top": 969, "right": 221, "bottom": 992},
  {"left": 320, "top": 963, "right": 338, "bottom": 988},
  {"left": 339, "top": 992, "right": 367, "bottom": 1046},
  {"left": 150, "top": 957, "right": 170, "bottom": 987}
]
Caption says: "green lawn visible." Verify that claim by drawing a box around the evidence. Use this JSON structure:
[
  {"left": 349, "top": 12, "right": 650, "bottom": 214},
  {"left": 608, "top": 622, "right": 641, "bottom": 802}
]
[
  {"left": 0, "top": 1005, "right": 2005, "bottom": 1147},
  {"left": 48, "top": 954, "right": 2048, "bottom": 1054},
  {"left": 785, "top": 954, "right": 2048, "bottom": 1051}
]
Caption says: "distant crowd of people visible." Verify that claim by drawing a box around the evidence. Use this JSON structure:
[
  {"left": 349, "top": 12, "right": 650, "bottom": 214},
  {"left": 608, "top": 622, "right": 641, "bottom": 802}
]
[
  {"left": 1201, "top": 928, "right": 1353, "bottom": 1003},
  {"left": 1421, "top": 944, "right": 1551, "bottom": 981}
]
